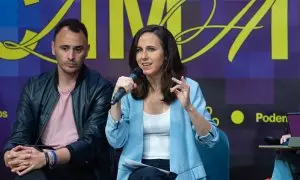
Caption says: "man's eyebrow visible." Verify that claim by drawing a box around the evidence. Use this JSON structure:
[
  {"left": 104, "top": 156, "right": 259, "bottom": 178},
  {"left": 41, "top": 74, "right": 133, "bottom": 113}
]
[
  {"left": 73, "top": 45, "right": 84, "bottom": 48},
  {"left": 58, "top": 45, "right": 84, "bottom": 48},
  {"left": 59, "top": 45, "right": 70, "bottom": 48}
]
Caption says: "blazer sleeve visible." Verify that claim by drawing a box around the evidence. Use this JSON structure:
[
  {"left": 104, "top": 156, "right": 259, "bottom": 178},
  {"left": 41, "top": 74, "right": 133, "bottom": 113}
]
[
  {"left": 190, "top": 82, "right": 219, "bottom": 148},
  {"left": 105, "top": 95, "right": 131, "bottom": 149}
]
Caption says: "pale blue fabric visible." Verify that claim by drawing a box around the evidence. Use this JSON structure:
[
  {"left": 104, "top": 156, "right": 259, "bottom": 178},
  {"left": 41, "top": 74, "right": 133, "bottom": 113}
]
[{"left": 105, "top": 78, "right": 219, "bottom": 180}]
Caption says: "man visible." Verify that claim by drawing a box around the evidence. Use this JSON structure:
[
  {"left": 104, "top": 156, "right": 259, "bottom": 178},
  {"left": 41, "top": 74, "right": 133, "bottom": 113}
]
[{"left": 3, "top": 18, "right": 113, "bottom": 180}]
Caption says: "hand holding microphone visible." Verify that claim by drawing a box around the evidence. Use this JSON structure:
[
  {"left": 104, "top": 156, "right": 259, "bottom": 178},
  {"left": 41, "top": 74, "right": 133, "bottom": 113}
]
[{"left": 111, "top": 67, "right": 143, "bottom": 105}]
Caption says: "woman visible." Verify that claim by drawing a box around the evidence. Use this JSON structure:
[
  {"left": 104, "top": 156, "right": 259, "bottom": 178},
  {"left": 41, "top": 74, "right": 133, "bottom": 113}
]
[{"left": 105, "top": 25, "right": 219, "bottom": 180}]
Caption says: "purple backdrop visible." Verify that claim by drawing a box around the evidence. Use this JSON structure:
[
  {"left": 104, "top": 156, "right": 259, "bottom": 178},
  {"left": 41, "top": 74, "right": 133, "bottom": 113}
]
[{"left": 0, "top": 0, "right": 299, "bottom": 179}]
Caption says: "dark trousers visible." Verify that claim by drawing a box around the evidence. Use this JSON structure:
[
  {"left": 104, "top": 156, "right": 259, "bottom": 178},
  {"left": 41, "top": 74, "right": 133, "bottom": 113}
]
[
  {"left": 128, "top": 159, "right": 177, "bottom": 180},
  {"left": 14, "top": 164, "right": 96, "bottom": 180}
]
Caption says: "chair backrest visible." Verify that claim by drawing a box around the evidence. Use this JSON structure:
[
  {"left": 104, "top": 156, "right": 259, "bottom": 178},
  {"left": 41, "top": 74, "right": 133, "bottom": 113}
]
[{"left": 197, "top": 129, "right": 230, "bottom": 180}]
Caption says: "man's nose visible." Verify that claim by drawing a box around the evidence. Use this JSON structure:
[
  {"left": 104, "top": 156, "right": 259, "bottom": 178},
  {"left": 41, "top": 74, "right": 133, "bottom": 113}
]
[{"left": 67, "top": 50, "right": 75, "bottom": 60}]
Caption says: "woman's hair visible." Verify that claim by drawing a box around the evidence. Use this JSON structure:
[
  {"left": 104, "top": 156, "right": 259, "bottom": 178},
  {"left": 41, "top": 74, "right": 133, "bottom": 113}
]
[{"left": 129, "top": 25, "right": 185, "bottom": 104}]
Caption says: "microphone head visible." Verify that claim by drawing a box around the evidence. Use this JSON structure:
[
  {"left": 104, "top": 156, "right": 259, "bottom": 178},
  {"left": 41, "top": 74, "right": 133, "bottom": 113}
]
[{"left": 130, "top": 67, "right": 143, "bottom": 80}]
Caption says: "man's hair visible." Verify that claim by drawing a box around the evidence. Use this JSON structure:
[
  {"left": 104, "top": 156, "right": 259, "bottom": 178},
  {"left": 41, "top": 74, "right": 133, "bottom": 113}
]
[
  {"left": 53, "top": 18, "right": 88, "bottom": 40},
  {"left": 129, "top": 25, "right": 185, "bottom": 104}
]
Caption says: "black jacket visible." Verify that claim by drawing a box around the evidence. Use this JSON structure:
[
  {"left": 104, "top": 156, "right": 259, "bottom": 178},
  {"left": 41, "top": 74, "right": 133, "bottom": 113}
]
[{"left": 4, "top": 65, "right": 114, "bottom": 179}]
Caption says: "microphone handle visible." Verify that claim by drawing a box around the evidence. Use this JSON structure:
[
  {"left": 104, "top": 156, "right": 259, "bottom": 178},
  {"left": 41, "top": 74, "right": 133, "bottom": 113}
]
[{"left": 110, "top": 87, "right": 126, "bottom": 105}]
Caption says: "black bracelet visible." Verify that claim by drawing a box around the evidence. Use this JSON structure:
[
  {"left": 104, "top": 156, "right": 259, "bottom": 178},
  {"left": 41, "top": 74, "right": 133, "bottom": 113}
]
[{"left": 44, "top": 152, "right": 49, "bottom": 168}]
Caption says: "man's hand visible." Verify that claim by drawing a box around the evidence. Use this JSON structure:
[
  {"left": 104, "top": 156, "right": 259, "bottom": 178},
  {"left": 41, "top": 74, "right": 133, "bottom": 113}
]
[
  {"left": 4, "top": 146, "right": 32, "bottom": 169},
  {"left": 280, "top": 134, "right": 291, "bottom": 144},
  {"left": 4, "top": 145, "right": 46, "bottom": 176},
  {"left": 11, "top": 146, "right": 47, "bottom": 176}
]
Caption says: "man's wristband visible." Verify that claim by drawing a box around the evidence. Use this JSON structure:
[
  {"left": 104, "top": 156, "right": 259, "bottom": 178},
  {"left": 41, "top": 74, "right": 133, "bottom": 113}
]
[
  {"left": 44, "top": 152, "right": 49, "bottom": 168},
  {"left": 50, "top": 150, "right": 57, "bottom": 167},
  {"left": 47, "top": 151, "right": 57, "bottom": 169}
]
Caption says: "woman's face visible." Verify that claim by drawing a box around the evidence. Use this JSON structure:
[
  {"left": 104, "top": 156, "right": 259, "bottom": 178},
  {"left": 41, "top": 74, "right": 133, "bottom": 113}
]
[{"left": 136, "top": 32, "right": 165, "bottom": 77}]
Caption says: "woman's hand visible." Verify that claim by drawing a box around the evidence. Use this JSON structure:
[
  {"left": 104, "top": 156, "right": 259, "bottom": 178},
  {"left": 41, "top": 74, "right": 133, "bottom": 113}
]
[
  {"left": 170, "top": 76, "right": 191, "bottom": 110},
  {"left": 110, "top": 76, "right": 137, "bottom": 120},
  {"left": 114, "top": 76, "right": 137, "bottom": 95}
]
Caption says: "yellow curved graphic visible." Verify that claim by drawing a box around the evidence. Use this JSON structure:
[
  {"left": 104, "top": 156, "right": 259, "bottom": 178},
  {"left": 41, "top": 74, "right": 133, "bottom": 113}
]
[
  {"left": 0, "top": 0, "right": 288, "bottom": 63},
  {"left": 0, "top": 0, "right": 75, "bottom": 63},
  {"left": 229, "top": 0, "right": 275, "bottom": 62},
  {"left": 180, "top": 0, "right": 257, "bottom": 63}
]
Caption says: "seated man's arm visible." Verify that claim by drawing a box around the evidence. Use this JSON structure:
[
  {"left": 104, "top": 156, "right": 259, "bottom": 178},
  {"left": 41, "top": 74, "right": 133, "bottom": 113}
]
[
  {"left": 65, "top": 81, "right": 113, "bottom": 165},
  {"left": 7, "top": 80, "right": 113, "bottom": 175},
  {"left": 3, "top": 78, "right": 36, "bottom": 170}
]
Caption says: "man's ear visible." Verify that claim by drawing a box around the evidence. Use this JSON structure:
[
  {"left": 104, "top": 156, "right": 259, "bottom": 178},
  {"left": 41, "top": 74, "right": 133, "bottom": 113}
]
[
  {"left": 51, "top": 41, "right": 55, "bottom": 55},
  {"left": 87, "top": 44, "right": 90, "bottom": 52},
  {"left": 85, "top": 44, "right": 90, "bottom": 57}
]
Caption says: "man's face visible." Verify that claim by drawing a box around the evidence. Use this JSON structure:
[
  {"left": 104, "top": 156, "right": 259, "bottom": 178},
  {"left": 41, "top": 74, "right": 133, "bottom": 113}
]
[{"left": 52, "top": 27, "right": 89, "bottom": 75}]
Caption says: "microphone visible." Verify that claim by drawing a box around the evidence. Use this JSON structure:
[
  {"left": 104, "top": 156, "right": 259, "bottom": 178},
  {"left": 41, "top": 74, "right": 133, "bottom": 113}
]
[{"left": 111, "top": 67, "right": 143, "bottom": 105}]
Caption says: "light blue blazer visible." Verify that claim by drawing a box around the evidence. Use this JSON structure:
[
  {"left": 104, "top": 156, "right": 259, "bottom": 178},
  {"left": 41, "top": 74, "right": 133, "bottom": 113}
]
[{"left": 105, "top": 78, "right": 219, "bottom": 180}]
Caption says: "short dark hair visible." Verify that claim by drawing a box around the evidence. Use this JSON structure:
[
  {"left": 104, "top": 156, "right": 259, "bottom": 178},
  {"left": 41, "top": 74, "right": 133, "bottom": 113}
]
[
  {"left": 53, "top": 18, "right": 88, "bottom": 40},
  {"left": 129, "top": 25, "right": 185, "bottom": 104}
]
